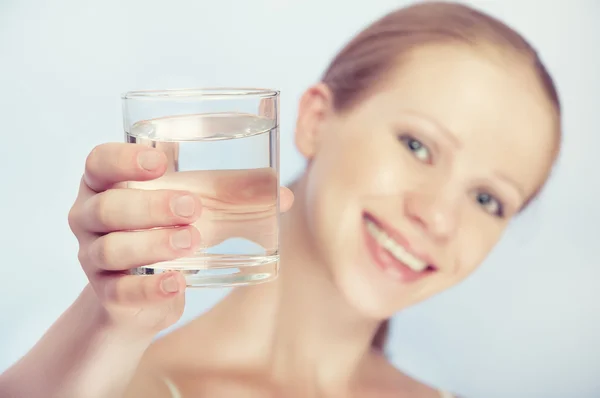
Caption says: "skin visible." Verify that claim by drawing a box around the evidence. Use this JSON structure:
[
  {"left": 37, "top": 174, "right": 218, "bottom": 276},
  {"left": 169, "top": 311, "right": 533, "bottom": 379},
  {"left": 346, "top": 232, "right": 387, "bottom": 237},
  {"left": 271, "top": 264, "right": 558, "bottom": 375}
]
[
  {"left": 0, "top": 43, "right": 558, "bottom": 398},
  {"left": 296, "top": 44, "right": 557, "bottom": 320},
  {"left": 127, "top": 44, "right": 557, "bottom": 397}
]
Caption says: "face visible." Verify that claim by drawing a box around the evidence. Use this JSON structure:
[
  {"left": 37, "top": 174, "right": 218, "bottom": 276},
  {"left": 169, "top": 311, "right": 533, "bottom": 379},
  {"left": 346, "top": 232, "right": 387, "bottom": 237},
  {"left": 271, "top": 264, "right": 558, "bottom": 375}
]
[{"left": 294, "top": 44, "right": 558, "bottom": 319}]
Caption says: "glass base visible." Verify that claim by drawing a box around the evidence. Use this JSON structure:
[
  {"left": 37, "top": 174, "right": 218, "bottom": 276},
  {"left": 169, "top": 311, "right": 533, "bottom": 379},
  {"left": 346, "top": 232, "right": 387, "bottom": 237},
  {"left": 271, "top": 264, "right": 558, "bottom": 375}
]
[{"left": 131, "top": 254, "right": 279, "bottom": 287}]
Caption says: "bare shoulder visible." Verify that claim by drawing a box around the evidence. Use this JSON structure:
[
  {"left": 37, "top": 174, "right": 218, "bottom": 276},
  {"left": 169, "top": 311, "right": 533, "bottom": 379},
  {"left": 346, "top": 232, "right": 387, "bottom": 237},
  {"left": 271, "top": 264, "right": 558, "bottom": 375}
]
[
  {"left": 357, "top": 351, "right": 445, "bottom": 398},
  {"left": 123, "top": 332, "right": 281, "bottom": 398},
  {"left": 121, "top": 361, "right": 172, "bottom": 398},
  {"left": 120, "top": 335, "right": 185, "bottom": 398}
]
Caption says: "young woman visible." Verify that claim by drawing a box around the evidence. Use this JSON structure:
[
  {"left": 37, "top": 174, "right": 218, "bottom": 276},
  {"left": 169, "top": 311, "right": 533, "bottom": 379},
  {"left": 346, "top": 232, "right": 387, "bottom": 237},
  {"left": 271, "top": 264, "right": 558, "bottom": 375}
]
[{"left": 0, "top": 2, "right": 561, "bottom": 397}]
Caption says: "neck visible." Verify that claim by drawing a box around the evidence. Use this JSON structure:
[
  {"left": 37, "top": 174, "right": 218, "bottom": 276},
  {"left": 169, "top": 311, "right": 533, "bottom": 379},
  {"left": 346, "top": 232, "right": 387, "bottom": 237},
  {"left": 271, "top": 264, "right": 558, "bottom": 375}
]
[{"left": 196, "top": 176, "right": 381, "bottom": 395}]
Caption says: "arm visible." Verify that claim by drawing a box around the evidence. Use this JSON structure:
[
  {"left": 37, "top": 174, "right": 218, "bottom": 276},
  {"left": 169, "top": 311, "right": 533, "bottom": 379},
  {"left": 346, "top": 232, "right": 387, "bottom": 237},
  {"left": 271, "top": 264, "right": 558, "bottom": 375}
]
[
  {"left": 0, "top": 142, "right": 295, "bottom": 398},
  {"left": 0, "top": 285, "right": 153, "bottom": 398}
]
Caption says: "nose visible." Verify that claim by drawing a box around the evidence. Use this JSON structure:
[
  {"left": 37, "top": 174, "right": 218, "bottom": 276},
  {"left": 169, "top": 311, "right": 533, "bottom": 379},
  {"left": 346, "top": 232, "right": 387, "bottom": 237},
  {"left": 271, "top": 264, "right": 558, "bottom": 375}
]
[{"left": 404, "top": 188, "right": 460, "bottom": 242}]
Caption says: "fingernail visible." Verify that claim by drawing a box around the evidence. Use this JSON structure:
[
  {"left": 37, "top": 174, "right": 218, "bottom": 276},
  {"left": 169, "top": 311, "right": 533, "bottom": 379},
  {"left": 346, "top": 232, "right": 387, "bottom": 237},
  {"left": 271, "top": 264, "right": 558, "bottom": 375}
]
[
  {"left": 171, "top": 195, "right": 195, "bottom": 217},
  {"left": 138, "top": 151, "right": 162, "bottom": 171},
  {"left": 170, "top": 229, "right": 192, "bottom": 249},
  {"left": 161, "top": 275, "right": 179, "bottom": 294}
]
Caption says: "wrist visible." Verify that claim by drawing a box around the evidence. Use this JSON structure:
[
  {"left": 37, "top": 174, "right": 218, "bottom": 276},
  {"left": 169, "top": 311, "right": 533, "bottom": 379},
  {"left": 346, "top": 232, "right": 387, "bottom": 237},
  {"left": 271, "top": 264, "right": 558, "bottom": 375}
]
[{"left": 80, "top": 284, "right": 156, "bottom": 347}]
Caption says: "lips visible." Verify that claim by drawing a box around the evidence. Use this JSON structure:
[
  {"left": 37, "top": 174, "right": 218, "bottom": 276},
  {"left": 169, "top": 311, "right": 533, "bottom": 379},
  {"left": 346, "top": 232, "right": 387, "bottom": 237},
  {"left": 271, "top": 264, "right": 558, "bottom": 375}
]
[{"left": 362, "top": 212, "right": 436, "bottom": 283}]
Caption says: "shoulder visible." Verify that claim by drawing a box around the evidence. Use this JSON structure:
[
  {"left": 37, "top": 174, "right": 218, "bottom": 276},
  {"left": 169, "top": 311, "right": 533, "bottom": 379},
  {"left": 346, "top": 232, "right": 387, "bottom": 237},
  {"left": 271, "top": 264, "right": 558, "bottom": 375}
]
[
  {"left": 122, "top": 364, "right": 173, "bottom": 398},
  {"left": 120, "top": 337, "right": 185, "bottom": 398},
  {"left": 357, "top": 351, "right": 447, "bottom": 398}
]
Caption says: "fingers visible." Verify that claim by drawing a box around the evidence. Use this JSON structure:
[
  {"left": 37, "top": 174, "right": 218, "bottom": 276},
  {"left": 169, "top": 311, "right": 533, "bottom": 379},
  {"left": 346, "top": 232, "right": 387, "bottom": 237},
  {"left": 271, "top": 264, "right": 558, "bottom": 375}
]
[
  {"left": 280, "top": 186, "right": 294, "bottom": 212},
  {"left": 78, "top": 189, "right": 201, "bottom": 233},
  {"left": 84, "top": 143, "right": 168, "bottom": 193},
  {"left": 74, "top": 184, "right": 289, "bottom": 236},
  {"left": 84, "top": 226, "right": 201, "bottom": 271},
  {"left": 212, "top": 168, "right": 278, "bottom": 207},
  {"left": 99, "top": 271, "right": 187, "bottom": 307}
]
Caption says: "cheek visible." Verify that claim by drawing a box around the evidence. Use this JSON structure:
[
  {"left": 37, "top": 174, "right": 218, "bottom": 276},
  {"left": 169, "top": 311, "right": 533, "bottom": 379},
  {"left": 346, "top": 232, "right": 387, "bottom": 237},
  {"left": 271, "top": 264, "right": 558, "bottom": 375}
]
[
  {"left": 330, "top": 130, "right": 426, "bottom": 197},
  {"left": 301, "top": 129, "right": 401, "bottom": 272},
  {"left": 303, "top": 127, "right": 435, "bottom": 255},
  {"left": 453, "top": 218, "right": 509, "bottom": 279},
  {"left": 302, "top": 140, "right": 355, "bottom": 257}
]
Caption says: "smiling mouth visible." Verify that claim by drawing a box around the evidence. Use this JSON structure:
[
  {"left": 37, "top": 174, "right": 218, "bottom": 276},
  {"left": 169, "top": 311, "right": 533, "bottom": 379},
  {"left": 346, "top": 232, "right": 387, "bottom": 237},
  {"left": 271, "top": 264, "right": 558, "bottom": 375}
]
[{"left": 363, "top": 212, "right": 436, "bottom": 280}]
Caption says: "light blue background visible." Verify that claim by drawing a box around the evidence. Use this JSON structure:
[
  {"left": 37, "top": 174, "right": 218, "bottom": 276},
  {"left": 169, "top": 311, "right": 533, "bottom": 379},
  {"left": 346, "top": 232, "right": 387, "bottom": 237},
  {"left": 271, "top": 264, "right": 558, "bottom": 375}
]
[{"left": 0, "top": 1, "right": 598, "bottom": 397}]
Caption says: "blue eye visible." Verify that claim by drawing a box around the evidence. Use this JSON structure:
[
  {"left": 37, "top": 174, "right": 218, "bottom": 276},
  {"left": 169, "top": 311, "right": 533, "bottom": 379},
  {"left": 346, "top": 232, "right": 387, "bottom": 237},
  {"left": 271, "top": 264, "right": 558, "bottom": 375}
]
[
  {"left": 398, "top": 135, "right": 431, "bottom": 162},
  {"left": 476, "top": 192, "right": 504, "bottom": 217}
]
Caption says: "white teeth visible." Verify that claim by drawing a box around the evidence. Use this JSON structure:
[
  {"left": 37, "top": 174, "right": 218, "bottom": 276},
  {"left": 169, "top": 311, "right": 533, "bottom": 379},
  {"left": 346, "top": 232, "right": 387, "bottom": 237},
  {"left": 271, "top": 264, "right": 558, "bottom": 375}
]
[{"left": 365, "top": 219, "right": 429, "bottom": 272}]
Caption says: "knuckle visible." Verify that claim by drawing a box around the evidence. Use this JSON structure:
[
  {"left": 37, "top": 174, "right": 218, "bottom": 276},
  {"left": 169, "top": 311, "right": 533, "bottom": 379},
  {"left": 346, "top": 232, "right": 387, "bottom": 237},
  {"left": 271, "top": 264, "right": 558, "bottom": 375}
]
[
  {"left": 93, "top": 192, "right": 113, "bottom": 229},
  {"left": 85, "top": 144, "right": 104, "bottom": 174},
  {"left": 92, "top": 235, "right": 119, "bottom": 270},
  {"left": 68, "top": 206, "right": 80, "bottom": 234},
  {"left": 77, "top": 247, "right": 89, "bottom": 265},
  {"left": 92, "top": 237, "right": 111, "bottom": 268}
]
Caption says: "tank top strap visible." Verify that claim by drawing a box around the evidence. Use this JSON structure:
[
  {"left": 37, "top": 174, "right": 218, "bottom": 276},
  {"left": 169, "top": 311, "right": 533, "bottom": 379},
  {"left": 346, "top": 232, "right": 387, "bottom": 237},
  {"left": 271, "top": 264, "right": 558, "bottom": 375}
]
[
  {"left": 438, "top": 390, "right": 456, "bottom": 398},
  {"left": 163, "top": 377, "right": 183, "bottom": 398}
]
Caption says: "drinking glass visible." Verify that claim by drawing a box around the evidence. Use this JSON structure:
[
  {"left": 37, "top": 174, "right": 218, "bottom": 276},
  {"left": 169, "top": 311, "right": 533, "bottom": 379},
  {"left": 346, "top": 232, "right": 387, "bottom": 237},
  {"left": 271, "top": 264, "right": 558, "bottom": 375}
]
[{"left": 122, "top": 88, "right": 280, "bottom": 287}]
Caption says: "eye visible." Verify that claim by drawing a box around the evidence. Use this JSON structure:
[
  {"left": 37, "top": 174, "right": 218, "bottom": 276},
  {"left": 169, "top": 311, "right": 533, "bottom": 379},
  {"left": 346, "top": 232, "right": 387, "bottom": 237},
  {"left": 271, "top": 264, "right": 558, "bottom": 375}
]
[
  {"left": 398, "top": 135, "right": 431, "bottom": 163},
  {"left": 476, "top": 192, "right": 505, "bottom": 218}
]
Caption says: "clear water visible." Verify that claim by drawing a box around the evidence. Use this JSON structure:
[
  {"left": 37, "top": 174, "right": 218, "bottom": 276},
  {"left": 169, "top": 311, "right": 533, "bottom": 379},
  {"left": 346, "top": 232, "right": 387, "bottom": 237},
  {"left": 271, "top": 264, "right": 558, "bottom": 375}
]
[{"left": 126, "top": 113, "right": 279, "bottom": 287}]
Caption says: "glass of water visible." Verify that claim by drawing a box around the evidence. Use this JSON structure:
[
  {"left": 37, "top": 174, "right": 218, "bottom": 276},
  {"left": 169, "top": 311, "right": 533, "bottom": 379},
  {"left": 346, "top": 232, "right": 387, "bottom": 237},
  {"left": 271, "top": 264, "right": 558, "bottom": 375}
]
[{"left": 122, "top": 88, "right": 280, "bottom": 287}]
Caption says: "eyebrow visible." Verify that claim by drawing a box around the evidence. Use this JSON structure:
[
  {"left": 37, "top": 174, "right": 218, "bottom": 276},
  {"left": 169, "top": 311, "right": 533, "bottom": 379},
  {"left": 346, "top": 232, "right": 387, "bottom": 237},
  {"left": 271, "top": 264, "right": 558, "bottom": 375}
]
[
  {"left": 402, "top": 110, "right": 526, "bottom": 200},
  {"left": 402, "top": 110, "right": 462, "bottom": 149},
  {"left": 493, "top": 172, "right": 526, "bottom": 200}
]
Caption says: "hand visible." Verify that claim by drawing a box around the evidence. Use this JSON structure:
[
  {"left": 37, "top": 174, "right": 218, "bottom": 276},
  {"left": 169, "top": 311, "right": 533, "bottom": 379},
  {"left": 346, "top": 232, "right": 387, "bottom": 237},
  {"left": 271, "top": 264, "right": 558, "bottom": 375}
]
[{"left": 68, "top": 143, "right": 294, "bottom": 335}]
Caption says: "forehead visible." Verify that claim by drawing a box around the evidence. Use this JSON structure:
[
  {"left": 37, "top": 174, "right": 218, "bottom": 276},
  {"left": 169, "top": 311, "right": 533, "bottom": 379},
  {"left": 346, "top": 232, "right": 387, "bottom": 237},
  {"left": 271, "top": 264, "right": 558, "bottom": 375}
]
[{"left": 363, "top": 44, "right": 558, "bottom": 197}]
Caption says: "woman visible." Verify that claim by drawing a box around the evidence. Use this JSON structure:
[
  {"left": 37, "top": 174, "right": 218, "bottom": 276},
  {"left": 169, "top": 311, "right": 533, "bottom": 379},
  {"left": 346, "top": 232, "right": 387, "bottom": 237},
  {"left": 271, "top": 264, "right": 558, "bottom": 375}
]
[{"left": 0, "top": 2, "right": 561, "bottom": 397}]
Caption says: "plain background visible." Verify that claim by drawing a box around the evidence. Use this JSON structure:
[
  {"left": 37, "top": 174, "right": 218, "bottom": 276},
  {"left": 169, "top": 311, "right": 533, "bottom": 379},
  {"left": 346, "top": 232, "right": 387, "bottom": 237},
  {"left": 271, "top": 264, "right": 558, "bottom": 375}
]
[{"left": 0, "top": 0, "right": 598, "bottom": 397}]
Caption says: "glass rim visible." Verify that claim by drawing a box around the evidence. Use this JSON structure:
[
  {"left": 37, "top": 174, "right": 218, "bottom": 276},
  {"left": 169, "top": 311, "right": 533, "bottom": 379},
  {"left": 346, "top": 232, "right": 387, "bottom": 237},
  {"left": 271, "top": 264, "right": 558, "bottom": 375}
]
[{"left": 121, "top": 87, "right": 279, "bottom": 100}]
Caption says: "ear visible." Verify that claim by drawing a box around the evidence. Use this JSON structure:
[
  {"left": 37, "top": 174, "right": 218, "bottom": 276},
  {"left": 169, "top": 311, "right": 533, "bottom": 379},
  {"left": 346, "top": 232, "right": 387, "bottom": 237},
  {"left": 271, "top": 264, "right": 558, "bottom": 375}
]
[{"left": 294, "top": 83, "right": 335, "bottom": 160}]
